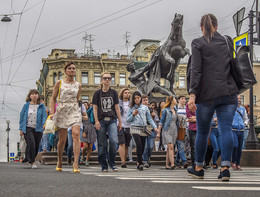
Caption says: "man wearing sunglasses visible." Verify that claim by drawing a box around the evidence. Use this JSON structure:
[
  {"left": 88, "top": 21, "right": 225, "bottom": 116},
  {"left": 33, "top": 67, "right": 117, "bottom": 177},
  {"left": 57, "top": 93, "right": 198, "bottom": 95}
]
[{"left": 92, "top": 72, "right": 122, "bottom": 172}]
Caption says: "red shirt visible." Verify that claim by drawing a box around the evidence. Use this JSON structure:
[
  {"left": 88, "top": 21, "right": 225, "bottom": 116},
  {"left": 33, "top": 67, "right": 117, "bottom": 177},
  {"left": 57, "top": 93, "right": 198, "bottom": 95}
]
[{"left": 186, "top": 103, "right": 197, "bottom": 131}]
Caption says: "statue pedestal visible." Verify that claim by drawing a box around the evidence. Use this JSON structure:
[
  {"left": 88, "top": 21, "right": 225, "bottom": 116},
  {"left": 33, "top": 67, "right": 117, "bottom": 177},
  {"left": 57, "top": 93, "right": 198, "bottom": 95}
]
[{"left": 148, "top": 95, "right": 167, "bottom": 103}]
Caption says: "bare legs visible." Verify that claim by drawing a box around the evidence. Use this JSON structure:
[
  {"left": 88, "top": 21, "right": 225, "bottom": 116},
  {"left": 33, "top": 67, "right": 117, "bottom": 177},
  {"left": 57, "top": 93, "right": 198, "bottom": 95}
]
[
  {"left": 72, "top": 125, "right": 81, "bottom": 170},
  {"left": 119, "top": 144, "right": 129, "bottom": 164},
  {"left": 82, "top": 142, "right": 93, "bottom": 163},
  {"left": 166, "top": 143, "right": 175, "bottom": 168},
  {"left": 57, "top": 128, "right": 68, "bottom": 168}
]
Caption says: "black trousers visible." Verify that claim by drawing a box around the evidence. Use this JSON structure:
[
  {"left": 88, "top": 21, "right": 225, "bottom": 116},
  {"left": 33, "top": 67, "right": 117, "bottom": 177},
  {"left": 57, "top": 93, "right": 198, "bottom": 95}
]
[
  {"left": 132, "top": 134, "right": 146, "bottom": 165},
  {"left": 24, "top": 127, "right": 43, "bottom": 163}
]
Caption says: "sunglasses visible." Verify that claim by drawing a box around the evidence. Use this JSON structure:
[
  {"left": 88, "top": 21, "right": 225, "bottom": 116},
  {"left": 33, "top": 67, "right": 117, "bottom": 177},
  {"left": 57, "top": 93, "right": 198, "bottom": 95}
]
[{"left": 103, "top": 77, "right": 112, "bottom": 80}]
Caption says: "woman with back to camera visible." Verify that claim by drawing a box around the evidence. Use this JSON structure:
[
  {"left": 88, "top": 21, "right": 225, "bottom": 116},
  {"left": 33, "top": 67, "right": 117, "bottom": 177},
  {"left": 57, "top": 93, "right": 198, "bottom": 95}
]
[
  {"left": 19, "top": 89, "right": 47, "bottom": 169},
  {"left": 50, "top": 61, "right": 82, "bottom": 173},
  {"left": 187, "top": 14, "right": 238, "bottom": 181}
]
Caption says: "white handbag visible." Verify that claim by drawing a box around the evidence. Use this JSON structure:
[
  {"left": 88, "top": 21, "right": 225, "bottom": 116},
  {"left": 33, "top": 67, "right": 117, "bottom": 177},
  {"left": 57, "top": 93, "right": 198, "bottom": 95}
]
[{"left": 43, "top": 116, "right": 56, "bottom": 134}]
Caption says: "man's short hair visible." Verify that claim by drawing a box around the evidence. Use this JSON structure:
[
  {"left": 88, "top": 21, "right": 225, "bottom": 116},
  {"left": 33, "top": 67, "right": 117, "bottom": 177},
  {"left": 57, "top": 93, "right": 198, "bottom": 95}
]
[
  {"left": 141, "top": 94, "right": 148, "bottom": 101},
  {"left": 177, "top": 95, "right": 186, "bottom": 100}
]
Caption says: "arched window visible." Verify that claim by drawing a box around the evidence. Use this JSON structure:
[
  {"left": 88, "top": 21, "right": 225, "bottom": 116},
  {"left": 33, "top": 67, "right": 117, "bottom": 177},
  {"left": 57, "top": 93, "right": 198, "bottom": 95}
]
[
  {"left": 58, "top": 71, "right": 62, "bottom": 80},
  {"left": 53, "top": 72, "right": 57, "bottom": 84}
]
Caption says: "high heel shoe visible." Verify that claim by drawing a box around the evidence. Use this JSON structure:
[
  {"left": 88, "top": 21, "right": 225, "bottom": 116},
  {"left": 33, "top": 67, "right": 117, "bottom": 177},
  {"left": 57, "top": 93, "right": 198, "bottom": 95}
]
[
  {"left": 56, "top": 166, "right": 62, "bottom": 172},
  {"left": 73, "top": 164, "right": 80, "bottom": 173}
]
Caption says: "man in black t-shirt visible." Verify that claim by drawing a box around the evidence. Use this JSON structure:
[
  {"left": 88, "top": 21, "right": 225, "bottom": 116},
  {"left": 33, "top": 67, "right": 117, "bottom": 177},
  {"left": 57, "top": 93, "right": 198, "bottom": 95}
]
[{"left": 92, "top": 72, "right": 122, "bottom": 172}]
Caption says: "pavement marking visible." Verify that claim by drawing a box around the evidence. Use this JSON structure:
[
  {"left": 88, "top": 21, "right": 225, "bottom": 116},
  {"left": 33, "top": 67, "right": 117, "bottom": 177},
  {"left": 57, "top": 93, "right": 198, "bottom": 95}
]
[
  {"left": 151, "top": 181, "right": 260, "bottom": 184},
  {"left": 68, "top": 166, "right": 260, "bottom": 190},
  {"left": 192, "top": 186, "right": 260, "bottom": 191}
]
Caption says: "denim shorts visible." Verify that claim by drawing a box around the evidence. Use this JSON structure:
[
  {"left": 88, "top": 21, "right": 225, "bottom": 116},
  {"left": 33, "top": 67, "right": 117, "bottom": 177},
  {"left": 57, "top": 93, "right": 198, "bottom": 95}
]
[{"left": 118, "top": 128, "right": 132, "bottom": 146}]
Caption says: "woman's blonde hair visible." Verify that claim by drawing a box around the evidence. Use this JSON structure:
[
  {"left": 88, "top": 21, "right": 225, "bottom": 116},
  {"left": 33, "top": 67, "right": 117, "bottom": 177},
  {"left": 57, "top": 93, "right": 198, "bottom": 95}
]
[
  {"left": 163, "top": 96, "right": 176, "bottom": 109},
  {"left": 26, "top": 89, "right": 40, "bottom": 103}
]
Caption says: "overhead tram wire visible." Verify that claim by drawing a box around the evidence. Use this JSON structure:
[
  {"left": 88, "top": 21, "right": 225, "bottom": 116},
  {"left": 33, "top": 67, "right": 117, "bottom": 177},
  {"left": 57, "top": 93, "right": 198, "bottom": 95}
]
[
  {"left": 2, "top": 0, "right": 29, "bottom": 104},
  {"left": 23, "top": 0, "right": 46, "bottom": 13},
  {"left": 9, "top": 85, "right": 25, "bottom": 101},
  {"left": 9, "top": 0, "right": 47, "bottom": 84},
  {"left": 0, "top": 1, "right": 13, "bottom": 101},
  {"left": 0, "top": 0, "right": 151, "bottom": 64}
]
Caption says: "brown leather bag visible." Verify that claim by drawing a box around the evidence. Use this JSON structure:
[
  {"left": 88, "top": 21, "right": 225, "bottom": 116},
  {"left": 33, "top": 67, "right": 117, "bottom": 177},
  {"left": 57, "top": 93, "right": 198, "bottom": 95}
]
[{"left": 177, "top": 116, "right": 185, "bottom": 141}]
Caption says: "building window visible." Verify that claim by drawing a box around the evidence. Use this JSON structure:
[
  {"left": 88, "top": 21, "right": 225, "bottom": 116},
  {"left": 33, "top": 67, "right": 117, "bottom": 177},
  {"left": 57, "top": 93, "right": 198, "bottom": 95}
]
[
  {"left": 240, "top": 95, "right": 244, "bottom": 105},
  {"left": 111, "top": 73, "right": 115, "bottom": 85},
  {"left": 94, "top": 73, "right": 101, "bottom": 85},
  {"left": 120, "top": 73, "right": 126, "bottom": 86},
  {"left": 82, "top": 96, "right": 89, "bottom": 102},
  {"left": 253, "top": 95, "right": 256, "bottom": 106},
  {"left": 253, "top": 116, "right": 257, "bottom": 124},
  {"left": 179, "top": 76, "right": 185, "bottom": 88},
  {"left": 58, "top": 72, "right": 62, "bottom": 80},
  {"left": 82, "top": 72, "right": 88, "bottom": 84},
  {"left": 53, "top": 72, "right": 57, "bottom": 84}
]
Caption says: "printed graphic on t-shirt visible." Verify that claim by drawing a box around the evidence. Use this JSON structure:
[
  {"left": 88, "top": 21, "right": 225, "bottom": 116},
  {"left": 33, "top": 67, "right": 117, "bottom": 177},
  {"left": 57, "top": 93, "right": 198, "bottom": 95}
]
[{"left": 101, "top": 97, "right": 114, "bottom": 112}]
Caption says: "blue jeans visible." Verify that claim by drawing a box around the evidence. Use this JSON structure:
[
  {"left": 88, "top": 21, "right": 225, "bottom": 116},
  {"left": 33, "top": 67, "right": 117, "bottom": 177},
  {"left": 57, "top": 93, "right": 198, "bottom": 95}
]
[
  {"left": 195, "top": 95, "right": 238, "bottom": 167},
  {"left": 232, "top": 130, "right": 244, "bottom": 165},
  {"left": 38, "top": 133, "right": 50, "bottom": 152},
  {"left": 242, "top": 129, "right": 249, "bottom": 149},
  {"left": 96, "top": 120, "right": 118, "bottom": 169},
  {"left": 210, "top": 128, "right": 222, "bottom": 165},
  {"left": 67, "top": 128, "right": 83, "bottom": 160},
  {"left": 143, "top": 130, "right": 156, "bottom": 162},
  {"left": 188, "top": 129, "right": 196, "bottom": 166},
  {"left": 175, "top": 140, "right": 187, "bottom": 164}
]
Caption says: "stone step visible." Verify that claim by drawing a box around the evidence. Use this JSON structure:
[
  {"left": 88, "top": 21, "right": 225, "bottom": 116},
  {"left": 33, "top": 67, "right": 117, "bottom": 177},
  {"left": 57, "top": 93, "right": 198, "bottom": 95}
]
[{"left": 39, "top": 151, "right": 171, "bottom": 165}]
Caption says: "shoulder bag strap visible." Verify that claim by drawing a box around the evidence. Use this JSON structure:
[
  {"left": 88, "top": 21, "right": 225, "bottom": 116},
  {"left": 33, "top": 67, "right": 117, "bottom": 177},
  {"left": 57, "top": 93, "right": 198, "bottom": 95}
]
[
  {"left": 236, "top": 109, "right": 244, "bottom": 119},
  {"left": 58, "top": 80, "right": 62, "bottom": 101}
]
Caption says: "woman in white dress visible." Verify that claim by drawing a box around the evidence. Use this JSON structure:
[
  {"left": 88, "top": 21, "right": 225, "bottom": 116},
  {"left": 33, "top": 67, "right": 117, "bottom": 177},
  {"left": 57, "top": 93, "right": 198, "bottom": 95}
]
[{"left": 50, "top": 61, "right": 82, "bottom": 173}]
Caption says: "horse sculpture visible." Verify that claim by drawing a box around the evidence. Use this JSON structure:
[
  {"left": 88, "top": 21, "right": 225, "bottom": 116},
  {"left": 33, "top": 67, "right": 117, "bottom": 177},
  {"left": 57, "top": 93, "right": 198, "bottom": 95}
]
[{"left": 128, "top": 13, "right": 189, "bottom": 96}]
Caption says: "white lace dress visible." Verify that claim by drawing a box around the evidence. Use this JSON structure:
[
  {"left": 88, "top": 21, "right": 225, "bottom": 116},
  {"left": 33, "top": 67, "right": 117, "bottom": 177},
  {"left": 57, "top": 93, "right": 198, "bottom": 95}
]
[{"left": 54, "top": 80, "right": 82, "bottom": 129}]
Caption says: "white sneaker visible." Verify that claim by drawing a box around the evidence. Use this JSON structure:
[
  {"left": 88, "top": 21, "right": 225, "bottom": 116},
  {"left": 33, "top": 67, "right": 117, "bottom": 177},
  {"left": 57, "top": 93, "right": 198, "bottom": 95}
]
[{"left": 31, "top": 163, "right": 37, "bottom": 169}]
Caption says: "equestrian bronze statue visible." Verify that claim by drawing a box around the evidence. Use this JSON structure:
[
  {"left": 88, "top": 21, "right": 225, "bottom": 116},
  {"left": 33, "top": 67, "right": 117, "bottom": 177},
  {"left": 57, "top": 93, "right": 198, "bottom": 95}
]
[{"left": 128, "top": 13, "right": 189, "bottom": 97}]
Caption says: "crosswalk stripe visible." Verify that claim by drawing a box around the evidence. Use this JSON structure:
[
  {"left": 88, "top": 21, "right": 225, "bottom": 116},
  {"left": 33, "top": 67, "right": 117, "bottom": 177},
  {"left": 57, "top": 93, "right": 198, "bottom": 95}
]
[
  {"left": 152, "top": 181, "right": 260, "bottom": 184},
  {"left": 192, "top": 186, "right": 260, "bottom": 191}
]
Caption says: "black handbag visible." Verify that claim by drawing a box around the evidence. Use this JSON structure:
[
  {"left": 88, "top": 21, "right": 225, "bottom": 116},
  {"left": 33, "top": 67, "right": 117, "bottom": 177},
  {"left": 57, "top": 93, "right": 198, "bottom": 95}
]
[{"left": 224, "top": 36, "right": 257, "bottom": 94}]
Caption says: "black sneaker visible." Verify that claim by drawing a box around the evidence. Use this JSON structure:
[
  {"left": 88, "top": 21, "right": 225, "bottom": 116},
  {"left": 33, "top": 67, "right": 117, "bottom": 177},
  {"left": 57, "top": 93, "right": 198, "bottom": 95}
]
[
  {"left": 121, "top": 163, "right": 127, "bottom": 168},
  {"left": 187, "top": 166, "right": 204, "bottom": 179},
  {"left": 218, "top": 169, "right": 230, "bottom": 181},
  {"left": 22, "top": 158, "right": 28, "bottom": 163},
  {"left": 138, "top": 165, "right": 143, "bottom": 171},
  {"left": 213, "top": 164, "right": 218, "bottom": 169}
]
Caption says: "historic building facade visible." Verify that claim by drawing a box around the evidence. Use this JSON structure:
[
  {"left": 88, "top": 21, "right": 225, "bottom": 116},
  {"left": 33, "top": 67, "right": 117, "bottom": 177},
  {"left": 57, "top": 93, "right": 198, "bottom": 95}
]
[
  {"left": 37, "top": 40, "right": 190, "bottom": 108},
  {"left": 37, "top": 49, "right": 134, "bottom": 107}
]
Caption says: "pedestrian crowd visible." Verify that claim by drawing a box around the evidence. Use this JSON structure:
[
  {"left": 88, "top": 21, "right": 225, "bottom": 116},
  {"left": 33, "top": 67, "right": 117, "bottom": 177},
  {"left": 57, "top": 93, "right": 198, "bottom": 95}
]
[{"left": 19, "top": 13, "right": 254, "bottom": 182}]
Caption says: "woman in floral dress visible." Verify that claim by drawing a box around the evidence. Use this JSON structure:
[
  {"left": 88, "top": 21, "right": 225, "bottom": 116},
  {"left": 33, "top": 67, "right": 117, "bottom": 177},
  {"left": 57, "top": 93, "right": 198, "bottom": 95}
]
[{"left": 50, "top": 61, "right": 82, "bottom": 173}]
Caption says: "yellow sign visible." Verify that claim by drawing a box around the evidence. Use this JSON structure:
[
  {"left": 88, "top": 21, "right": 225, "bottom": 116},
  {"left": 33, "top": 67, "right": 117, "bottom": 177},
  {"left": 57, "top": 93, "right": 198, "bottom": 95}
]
[{"left": 233, "top": 32, "right": 248, "bottom": 48}]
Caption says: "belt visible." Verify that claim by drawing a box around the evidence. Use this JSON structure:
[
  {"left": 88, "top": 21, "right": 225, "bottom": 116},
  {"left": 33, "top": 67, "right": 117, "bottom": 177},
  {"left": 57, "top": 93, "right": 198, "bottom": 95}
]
[{"left": 232, "top": 129, "right": 244, "bottom": 132}]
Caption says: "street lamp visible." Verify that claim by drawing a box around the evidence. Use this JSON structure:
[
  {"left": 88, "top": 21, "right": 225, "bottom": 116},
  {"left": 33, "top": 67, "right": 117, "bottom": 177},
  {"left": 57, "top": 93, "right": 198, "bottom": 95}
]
[
  {"left": 1, "top": 15, "right": 12, "bottom": 22},
  {"left": 0, "top": 12, "right": 22, "bottom": 23},
  {"left": 6, "top": 120, "right": 10, "bottom": 162}
]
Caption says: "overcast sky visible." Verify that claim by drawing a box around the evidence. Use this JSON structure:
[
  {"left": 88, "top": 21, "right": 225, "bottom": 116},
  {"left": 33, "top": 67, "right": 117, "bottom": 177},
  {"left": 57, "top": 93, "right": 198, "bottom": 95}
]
[{"left": 0, "top": 0, "right": 259, "bottom": 161}]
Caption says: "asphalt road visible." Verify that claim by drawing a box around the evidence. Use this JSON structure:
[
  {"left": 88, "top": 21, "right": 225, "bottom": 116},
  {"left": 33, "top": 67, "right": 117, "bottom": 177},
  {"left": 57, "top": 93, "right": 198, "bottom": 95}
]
[{"left": 0, "top": 162, "right": 260, "bottom": 197}]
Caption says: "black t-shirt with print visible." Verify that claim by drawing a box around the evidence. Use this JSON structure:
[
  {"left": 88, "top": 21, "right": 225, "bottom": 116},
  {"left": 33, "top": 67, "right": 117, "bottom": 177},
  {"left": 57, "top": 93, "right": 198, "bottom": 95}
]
[{"left": 92, "top": 88, "right": 119, "bottom": 121}]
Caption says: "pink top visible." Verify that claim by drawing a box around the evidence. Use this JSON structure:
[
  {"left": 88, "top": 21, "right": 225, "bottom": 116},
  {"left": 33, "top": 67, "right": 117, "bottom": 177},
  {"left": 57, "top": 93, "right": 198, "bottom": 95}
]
[{"left": 186, "top": 103, "right": 197, "bottom": 131}]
